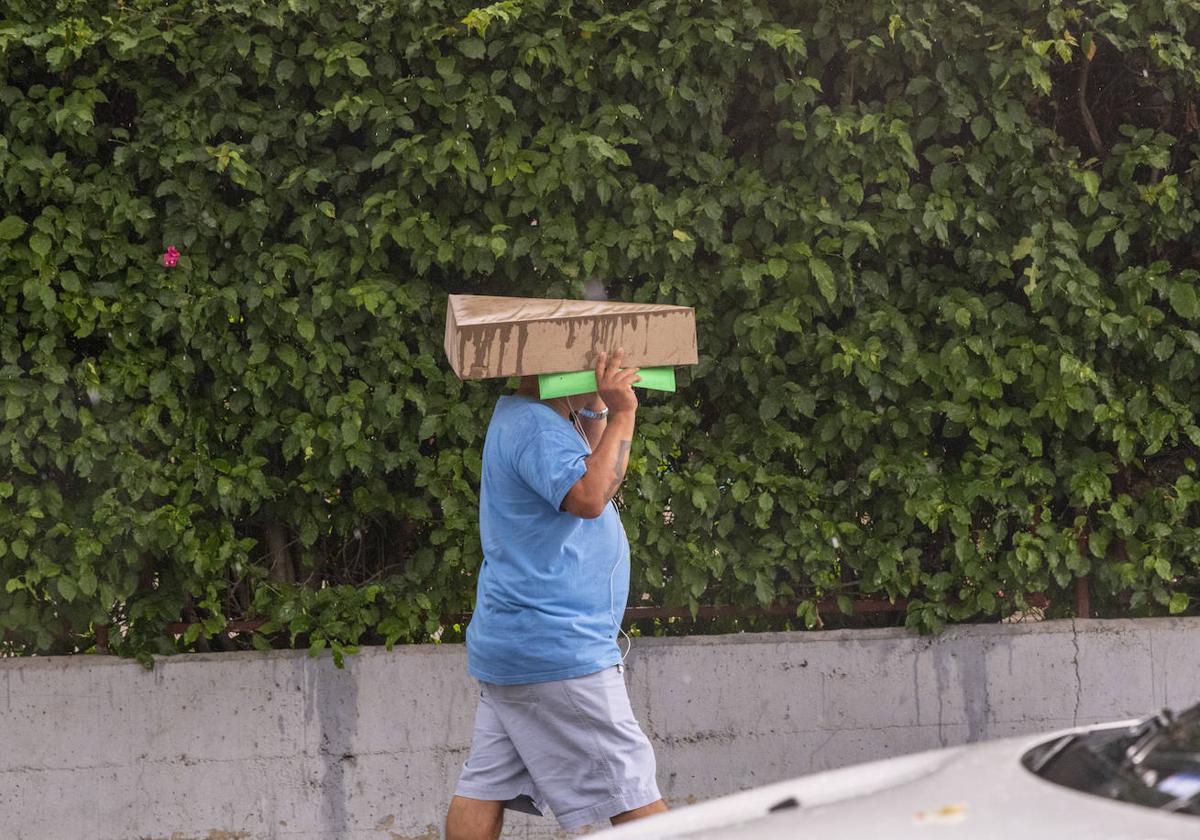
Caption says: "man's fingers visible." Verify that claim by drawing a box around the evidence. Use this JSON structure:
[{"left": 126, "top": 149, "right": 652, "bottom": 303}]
[
  {"left": 614, "top": 365, "right": 639, "bottom": 380},
  {"left": 596, "top": 350, "right": 642, "bottom": 391},
  {"left": 609, "top": 348, "right": 625, "bottom": 376},
  {"left": 596, "top": 348, "right": 626, "bottom": 385}
]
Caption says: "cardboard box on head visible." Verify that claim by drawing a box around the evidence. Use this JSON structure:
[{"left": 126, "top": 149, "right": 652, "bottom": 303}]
[{"left": 444, "top": 294, "right": 697, "bottom": 398}]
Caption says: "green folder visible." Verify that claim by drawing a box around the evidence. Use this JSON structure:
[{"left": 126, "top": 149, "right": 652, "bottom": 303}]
[{"left": 538, "top": 366, "right": 676, "bottom": 399}]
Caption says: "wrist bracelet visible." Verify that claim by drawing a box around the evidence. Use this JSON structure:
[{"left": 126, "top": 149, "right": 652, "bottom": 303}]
[{"left": 576, "top": 406, "right": 609, "bottom": 421}]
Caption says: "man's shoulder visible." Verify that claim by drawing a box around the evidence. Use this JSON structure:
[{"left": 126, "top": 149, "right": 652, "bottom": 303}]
[
  {"left": 492, "top": 395, "right": 554, "bottom": 432},
  {"left": 487, "top": 397, "right": 542, "bottom": 459}
]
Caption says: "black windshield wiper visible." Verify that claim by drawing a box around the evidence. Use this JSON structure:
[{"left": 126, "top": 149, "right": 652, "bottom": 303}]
[{"left": 1121, "top": 709, "right": 1175, "bottom": 774}]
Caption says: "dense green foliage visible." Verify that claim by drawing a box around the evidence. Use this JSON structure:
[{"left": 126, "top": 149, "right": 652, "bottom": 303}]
[{"left": 1, "top": 0, "right": 1198, "bottom": 661}]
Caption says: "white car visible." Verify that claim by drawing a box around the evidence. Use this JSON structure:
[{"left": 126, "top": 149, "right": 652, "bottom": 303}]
[{"left": 596, "top": 704, "right": 1200, "bottom": 839}]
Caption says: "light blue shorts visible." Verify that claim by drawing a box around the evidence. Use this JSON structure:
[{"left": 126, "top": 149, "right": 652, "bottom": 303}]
[{"left": 455, "top": 665, "right": 662, "bottom": 829}]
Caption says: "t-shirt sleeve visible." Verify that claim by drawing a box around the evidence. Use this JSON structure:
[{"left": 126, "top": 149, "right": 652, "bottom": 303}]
[{"left": 512, "top": 424, "right": 589, "bottom": 511}]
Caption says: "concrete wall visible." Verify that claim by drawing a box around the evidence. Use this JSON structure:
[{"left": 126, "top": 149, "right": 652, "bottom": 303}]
[{"left": 1, "top": 618, "right": 1198, "bottom": 840}]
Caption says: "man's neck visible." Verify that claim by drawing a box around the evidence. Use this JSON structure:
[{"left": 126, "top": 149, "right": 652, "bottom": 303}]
[
  {"left": 515, "top": 379, "right": 570, "bottom": 418},
  {"left": 542, "top": 396, "right": 573, "bottom": 418}
]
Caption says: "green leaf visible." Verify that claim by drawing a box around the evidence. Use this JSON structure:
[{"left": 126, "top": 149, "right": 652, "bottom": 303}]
[
  {"left": 340, "top": 416, "right": 360, "bottom": 445},
  {"left": 458, "top": 37, "right": 486, "bottom": 59},
  {"left": 969, "top": 115, "right": 991, "bottom": 141},
  {"left": 1081, "top": 171, "right": 1100, "bottom": 198},
  {"left": 77, "top": 570, "right": 98, "bottom": 597},
  {"left": 896, "top": 131, "right": 917, "bottom": 169},
  {"left": 1169, "top": 283, "right": 1198, "bottom": 319},
  {"left": 346, "top": 56, "right": 370, "bottom": 77},
  {"left": 275, "top": 59, "right": 295, "bottom": 82},
  {"left": 298, "top": 318, "right": 316, "bottom": 341},
  {"left": 671, "top": 229, "right": 692, "bottom": 242},
  {"left": 0, "top": 215, "right": 27, "bottom": 240},
  {"left": 1011, "top": 237, "right": 1035, "bottom": 260},
  {"left": 29, "top": 233, "right": 51, "bottom": 258},
  {"left": 1168, "top": 592, "right": 1189, "bottom": 614},
  {"left": 1154, "top": 556, "right": 1173, "bottom": 580},
  {"left": 418, "top": 414, "right": 441, "bottom": 440},
  {"left": 810, "top": 258, "right": 836, "bottom": 304},
  {"left": 759, "top": 396, "right": 781, "bottom": 421},
  {"left": 57, "top": 577, "right": 78, "bottom": 602},
  {"left": 1114, "top": 229, "right": 1129, "bottom": 256}
]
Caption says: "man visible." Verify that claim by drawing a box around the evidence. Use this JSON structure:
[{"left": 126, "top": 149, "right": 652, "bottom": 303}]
[{"left": 445, "top": 348, "right": 669, "bottom": 839}]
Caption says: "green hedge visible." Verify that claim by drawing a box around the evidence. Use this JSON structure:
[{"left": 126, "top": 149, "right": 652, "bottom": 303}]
[{"left": 1, "top": 0, "right": 1198, "bottom": 662}]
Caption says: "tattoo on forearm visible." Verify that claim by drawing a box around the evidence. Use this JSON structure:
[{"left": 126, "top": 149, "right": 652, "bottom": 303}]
[{"left": 602, "top": 440, "right": 632, "bottom": 499}]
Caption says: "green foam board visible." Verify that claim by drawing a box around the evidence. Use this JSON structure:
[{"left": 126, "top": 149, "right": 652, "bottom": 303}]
[{"left": 538, "top": 366, "right": 676, "bottom": 400}]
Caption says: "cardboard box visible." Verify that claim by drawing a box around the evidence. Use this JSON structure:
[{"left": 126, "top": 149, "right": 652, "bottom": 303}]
[{"left": 444, "top": 294, "right": 698, "bottom": 380}]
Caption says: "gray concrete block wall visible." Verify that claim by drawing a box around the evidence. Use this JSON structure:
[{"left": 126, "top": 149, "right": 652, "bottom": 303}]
[{"left": 1, "top": 618, "right": 1197, "bottom": 839}]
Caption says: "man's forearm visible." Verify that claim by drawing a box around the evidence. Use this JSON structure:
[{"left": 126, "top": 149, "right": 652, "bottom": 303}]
[
  {"left": 581, "top": 409, "right": 635, "bottom": 505},
  {"left": 580, "top": 414, "right": 606, "bottom": 451}
]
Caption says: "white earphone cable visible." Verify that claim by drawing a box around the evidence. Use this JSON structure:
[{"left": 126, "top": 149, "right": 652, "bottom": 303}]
[{"left": 566, "top": 396, "right": 632, "bottom": 665}]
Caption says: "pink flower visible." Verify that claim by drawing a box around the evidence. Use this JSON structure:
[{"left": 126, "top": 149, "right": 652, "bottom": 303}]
[{"left": 161, "top": 246, "right": 180, "bottom": 268}]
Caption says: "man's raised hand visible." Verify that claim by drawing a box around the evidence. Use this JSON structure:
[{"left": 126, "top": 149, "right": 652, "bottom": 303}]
[{"left": 595, "top": 349, "right": 641, "bottom": 415}]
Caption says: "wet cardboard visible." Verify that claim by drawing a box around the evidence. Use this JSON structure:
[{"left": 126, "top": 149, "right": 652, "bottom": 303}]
[{"left": 444, "top": 294, "right": 698, "bottom": 380}]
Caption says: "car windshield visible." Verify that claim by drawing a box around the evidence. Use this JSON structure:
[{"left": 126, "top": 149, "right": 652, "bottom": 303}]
[{"left": 1022, "top": 703, "right": 1200, "bottom": 817}]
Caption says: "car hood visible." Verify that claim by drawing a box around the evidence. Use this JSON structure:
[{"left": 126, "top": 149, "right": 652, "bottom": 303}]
[{"left": 594, "top": 722, "right": 1200, "bottom": 839}]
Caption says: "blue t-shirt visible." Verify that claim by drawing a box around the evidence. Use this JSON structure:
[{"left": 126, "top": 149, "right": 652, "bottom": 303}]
[{"left": 466, "top": 395, "right": 630, "bottom": 685}]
